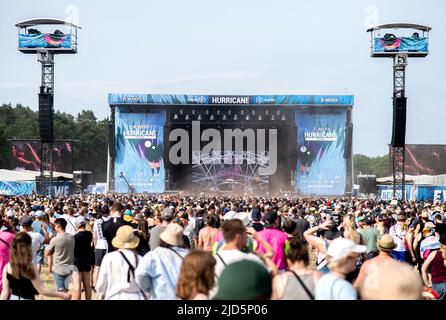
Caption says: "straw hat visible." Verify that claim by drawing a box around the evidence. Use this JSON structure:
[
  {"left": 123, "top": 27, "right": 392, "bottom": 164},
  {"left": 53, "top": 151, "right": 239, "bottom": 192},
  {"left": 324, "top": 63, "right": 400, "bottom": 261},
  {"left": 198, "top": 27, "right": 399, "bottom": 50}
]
[
  {"left": 112, "top": 225, "right": 140, "bottom": 249},
  {"left": 160, "top": 223, "right": 184, "bottom": 246},
  {"left": 377, "top": 234, "right": 397, "bottom": 252}
]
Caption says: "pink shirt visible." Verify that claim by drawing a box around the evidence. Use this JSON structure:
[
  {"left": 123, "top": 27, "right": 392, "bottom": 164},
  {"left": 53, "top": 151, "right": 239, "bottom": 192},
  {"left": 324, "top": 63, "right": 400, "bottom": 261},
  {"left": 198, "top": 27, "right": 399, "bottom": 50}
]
[
  {"left": 257, "top": 227, "right": 288, "bottom": 270},
  {"left": 0, "top": 231, "right": 15, "bottom": 291}
]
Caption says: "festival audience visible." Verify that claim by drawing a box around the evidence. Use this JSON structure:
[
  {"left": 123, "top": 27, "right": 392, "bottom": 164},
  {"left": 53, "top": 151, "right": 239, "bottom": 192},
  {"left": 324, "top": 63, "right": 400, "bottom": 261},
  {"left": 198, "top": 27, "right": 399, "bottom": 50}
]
[{"left": 0, "top": 194, "right": 445, "bottom": 300}]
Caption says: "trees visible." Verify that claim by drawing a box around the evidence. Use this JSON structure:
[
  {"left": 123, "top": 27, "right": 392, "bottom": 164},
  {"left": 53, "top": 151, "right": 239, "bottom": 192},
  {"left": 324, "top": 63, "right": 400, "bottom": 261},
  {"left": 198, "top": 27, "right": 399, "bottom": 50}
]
[
  {"left": 353, "top": 154, "right": 390, "bottom": 179},
  {"left": 0, "top": 103, "right": 108, "bottom": 183}
]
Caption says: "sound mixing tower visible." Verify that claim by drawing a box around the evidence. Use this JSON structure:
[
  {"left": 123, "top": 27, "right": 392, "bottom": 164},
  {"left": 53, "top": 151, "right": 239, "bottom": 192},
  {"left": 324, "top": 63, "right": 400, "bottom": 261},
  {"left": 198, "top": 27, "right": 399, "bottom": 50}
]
[{"left": 368, "top": 23, "right": 431, "bottom": 201}]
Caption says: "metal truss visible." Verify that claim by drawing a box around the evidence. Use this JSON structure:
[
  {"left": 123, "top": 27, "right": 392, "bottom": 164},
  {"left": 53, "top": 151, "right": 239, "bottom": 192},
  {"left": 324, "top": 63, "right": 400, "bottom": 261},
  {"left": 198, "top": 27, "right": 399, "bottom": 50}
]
[
  {"left": 38, "top": 52, "right": 55, "bottom": 94},
  {"left": 39, "top": 142, "right": 54, "bottom": 195},
  {"left": 38, "top": 51, "right": 55, "bottom": 195},
  {"left": 191, "top": 151, "right": 270, "bottom": 194},
  {"left": 392, "top": 54, "right": 407, "bottom": 200}
]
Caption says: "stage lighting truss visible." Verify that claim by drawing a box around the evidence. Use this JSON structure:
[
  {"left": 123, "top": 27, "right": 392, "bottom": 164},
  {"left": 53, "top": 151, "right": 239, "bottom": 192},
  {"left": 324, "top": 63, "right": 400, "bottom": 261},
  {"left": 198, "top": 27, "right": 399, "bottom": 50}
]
[{"left": 191, "top": 151, "right": 270, "bottom": 193}]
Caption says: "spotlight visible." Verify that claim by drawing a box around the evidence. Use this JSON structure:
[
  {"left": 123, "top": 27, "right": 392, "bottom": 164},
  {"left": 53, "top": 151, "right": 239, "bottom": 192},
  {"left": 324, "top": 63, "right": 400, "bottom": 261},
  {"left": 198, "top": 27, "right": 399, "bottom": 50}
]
[
  {"left": 222, "top": 114, "right": 227, "bottom": 121},
  {"left": 246, "top": 115, "right": 250, "bottom": 121},
  {"left": 197, "top": 114, "right": 202, "bottom": 121},
  {"left": 185, "top": 114, "right": 190, "bottom": 121},
  {"left": 251, "top": 110, "right": 256, "bottom": 115},
  {"left": 179, "top": 109, "right": 184, "bottom": 115},
  {"left": 265, "top": 110, "right": 269, "bottom": 116},
  {"left": 271, "top": 115, "right": 275, "bottom": 121},
  {"left": 173, "top": 114, "right": 179, "bottom": 120},
  {"left": 258, "top": 115, "right": 263, "bottom": 121},
  {"left": 210, "top": 115, "right": 215, "bottom": 121},
  {"left": 228, "top": 110, "right": 232, "bottom": 115},
  {"left": 281, "top": 115, "right": 286, "bottom": 121},
  {"left": 241, "top": 110, "right": 245, "bottom": 116},
  {"left": 216, "top": 110, "right": 221, "bottom": 115},
  {"left": 233, "top": 114, "right": 238, "bottom": 121},
  {"left": 277, "top": 110, "right": 281, "bottom": 115},
  {"left": 205, "top": 109, "right": 209, "bottom": 115},
  {"left": 192, "top": 109, "right": 196, "bottom": 115}
]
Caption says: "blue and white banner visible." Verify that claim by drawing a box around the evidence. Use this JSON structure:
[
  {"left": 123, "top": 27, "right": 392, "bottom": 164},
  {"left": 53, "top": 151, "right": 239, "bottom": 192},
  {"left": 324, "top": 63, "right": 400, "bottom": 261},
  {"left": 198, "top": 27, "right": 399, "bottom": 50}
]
[
  {"left": 115, "top": 109, "right": 166, "bottom": 193},
  {"left": 378, "top": 185, "right": 446, "bottom": 201},
  {"left": 108, "top": 94, "right": 354, "bottom": 106},
  {"left": 0, "top": 181, "right": 35, "bottom": 195},
  {"left": 295, "top": 111, "right": 346, "bottom": 195}
]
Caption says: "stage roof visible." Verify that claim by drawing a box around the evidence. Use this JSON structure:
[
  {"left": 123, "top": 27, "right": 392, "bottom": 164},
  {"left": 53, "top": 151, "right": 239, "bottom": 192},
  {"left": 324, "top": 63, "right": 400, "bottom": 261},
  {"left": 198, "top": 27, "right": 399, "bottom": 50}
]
[
  {"left": 366, "top": 23, "right": 431, "bottom": 32},
  {"left": 0, "top": 169, "right": 73, "bottom": 182},
  {"left": 15, "top": 18, "right": 81, "bottom": 29},
  {"left": 108, "top": 94, "right": 354, "bottom": 107}
]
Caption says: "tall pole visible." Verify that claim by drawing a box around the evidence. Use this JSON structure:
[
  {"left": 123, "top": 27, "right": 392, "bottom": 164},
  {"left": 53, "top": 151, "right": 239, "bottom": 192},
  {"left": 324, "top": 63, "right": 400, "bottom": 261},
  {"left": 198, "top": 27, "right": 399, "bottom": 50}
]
[
  {"left": 392, "top": 54, "right": 407, "bottom": 201},
  {"left": 38, "top": 51, "right": 55, "bottom": 196}
]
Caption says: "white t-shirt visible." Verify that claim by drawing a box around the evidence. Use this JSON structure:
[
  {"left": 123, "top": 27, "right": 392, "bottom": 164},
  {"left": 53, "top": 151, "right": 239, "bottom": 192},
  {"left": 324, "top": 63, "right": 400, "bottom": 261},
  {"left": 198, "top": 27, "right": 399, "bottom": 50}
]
[
  {"left": 62, "top": 214, "right": 77, "bottom": 235},
  {"left": 389, "top": 224, "right": 406, "bottom": 252},
  {"left": 27, "top": 231, "right": 44, "bottom": 265},
  {"left": 93, "top": 216, "right": 110, "bottom": 250}
]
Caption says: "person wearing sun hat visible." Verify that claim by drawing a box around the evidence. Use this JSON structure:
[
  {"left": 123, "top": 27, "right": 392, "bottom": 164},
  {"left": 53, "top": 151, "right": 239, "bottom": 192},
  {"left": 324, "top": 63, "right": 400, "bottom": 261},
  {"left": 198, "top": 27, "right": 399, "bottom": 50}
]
[
  {"left": 135, "top": 222, "right": 189, "bottom": 300},
  {"left": 96, "top": 225, "right": 145, "bottom": 300}
]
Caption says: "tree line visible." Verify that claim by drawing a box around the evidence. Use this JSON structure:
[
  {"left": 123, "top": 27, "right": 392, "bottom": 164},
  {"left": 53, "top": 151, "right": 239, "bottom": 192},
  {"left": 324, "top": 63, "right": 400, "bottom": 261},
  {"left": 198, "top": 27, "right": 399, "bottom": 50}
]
[{"left": 0, "top": 103, "right": 108, "bottom": 183}]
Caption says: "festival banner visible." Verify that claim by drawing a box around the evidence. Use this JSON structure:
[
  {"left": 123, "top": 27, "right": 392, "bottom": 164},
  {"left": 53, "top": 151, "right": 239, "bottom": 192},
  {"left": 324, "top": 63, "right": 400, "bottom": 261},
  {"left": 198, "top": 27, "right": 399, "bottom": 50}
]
[
  {"left": 114, "top": 110, "right": 166, "bottom": 193},
  {"left": 0, "top": 181, "right": 36, "bottom": 195},
  {"left": 295, "top": 111, "right": 346, "bottom": 195}
]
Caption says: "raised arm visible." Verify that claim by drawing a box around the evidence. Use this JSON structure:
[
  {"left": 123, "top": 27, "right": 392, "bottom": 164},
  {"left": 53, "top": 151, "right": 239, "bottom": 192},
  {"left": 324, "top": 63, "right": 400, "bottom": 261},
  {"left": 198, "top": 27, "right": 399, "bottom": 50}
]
[{"left": 304, "top": 220, "right": 332, "bottom": 253}]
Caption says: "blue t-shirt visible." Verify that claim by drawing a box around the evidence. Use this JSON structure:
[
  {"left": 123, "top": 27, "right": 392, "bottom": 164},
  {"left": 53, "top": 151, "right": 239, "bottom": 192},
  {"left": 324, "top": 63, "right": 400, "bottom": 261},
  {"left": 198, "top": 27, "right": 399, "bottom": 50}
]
[{"left": 315, "top": 273, "right": 357, "bottom": 300}]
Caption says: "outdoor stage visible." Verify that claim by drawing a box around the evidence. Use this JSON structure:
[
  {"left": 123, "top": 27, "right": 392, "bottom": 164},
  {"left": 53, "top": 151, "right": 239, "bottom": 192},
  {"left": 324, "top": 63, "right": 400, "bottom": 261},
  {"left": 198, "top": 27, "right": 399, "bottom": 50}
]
[{"left": 107, "top": 94, "right": 354, "bottom": 196}]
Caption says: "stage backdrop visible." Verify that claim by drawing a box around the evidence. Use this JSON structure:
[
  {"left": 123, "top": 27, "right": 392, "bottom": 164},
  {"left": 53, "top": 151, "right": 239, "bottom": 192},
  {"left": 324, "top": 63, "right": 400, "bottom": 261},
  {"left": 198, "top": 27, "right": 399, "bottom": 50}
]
[
  {"left": 295, "top": 111, "right": 346, "bottom": 195},
  {"left": 114, "top": 109, "right": 166, "bottom": 193}
]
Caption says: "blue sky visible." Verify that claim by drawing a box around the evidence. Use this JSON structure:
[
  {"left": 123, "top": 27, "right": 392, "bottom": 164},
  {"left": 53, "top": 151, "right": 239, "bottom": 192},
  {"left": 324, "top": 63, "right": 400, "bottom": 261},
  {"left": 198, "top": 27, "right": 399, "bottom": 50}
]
[{"left": 0, "top": 0, "right": 445, "bottom": 156}]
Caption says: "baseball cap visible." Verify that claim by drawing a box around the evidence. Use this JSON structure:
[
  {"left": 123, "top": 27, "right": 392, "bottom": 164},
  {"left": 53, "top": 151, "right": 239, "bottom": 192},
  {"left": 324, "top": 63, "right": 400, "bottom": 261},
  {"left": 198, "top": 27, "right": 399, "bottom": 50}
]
[
  {"left": 327, "top": 238, "right": 366, "bottom": 262},
  {"left": 35, "top": 210, "right": 45, "bottom": 218},
  {"left": 21, "top": 217, "right": 33, "bottom": 227},
  {"left": 251, "top": 207, "right": 261, "bottom": 222},
  {"left": 232, "top": 212, "right": 250, "bottom": 226}
]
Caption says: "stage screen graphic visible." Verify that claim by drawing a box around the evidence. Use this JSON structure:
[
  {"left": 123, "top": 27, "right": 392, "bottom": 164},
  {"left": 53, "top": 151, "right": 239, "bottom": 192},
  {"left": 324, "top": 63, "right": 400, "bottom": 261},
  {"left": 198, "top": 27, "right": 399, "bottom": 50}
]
[
  {"left": 114, "top": 110, "right": 166, "bottom": 193},
  {"left": 390, "top": 144, "right": 446, "bottom": 176},
  {"left": 11, "top": 140, "right": 73, "bottom": 173},
  {"left": 295, "top": 111, "right": 346, "bottom": 195}
]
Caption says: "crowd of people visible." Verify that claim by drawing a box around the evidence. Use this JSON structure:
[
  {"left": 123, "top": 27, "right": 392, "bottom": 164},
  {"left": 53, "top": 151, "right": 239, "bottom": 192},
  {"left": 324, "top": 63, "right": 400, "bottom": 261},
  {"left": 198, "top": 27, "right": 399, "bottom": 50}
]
[{"left": 0, "top": 193, "right": 445, "bottom": 300}]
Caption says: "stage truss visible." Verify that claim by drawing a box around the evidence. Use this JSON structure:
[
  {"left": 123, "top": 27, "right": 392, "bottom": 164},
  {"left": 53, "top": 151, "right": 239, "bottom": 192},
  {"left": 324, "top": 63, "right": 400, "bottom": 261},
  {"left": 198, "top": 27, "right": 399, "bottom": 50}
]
[{"left": 191, "top": 151, "right": 270, "bottom": 193}]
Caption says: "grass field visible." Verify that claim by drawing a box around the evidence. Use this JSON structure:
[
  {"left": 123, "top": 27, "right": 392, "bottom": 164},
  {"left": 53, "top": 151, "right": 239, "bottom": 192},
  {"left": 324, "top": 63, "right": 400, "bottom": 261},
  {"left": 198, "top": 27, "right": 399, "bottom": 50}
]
[{"left": 37, "top": 266, "right": 98, "bottom": 300}]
